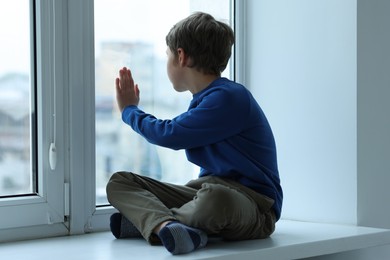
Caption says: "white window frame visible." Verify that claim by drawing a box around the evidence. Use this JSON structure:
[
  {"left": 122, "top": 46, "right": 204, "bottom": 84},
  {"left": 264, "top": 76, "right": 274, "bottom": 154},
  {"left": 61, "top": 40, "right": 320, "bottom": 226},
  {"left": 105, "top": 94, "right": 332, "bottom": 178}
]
[{"left": 66, "top": 0, "right": 96, "bottom": 234}]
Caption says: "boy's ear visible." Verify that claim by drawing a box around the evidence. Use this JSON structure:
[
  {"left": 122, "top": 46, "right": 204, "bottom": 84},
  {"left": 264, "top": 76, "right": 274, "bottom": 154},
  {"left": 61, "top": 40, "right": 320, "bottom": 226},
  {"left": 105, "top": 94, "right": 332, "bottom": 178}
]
[{"left": 177, "top": 48, "right": 191, "bottom": 67}]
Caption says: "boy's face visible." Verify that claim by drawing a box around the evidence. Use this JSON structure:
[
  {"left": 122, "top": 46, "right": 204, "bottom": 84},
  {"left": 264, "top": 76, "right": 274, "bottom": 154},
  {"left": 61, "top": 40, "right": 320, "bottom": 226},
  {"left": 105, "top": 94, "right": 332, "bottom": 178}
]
[{"left": 166, "top": 47, "right": 187, "bottom": 92}]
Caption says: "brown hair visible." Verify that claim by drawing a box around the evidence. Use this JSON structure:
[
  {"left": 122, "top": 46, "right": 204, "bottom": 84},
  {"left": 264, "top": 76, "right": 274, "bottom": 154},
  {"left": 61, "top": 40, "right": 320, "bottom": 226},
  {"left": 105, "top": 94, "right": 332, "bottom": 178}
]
[{"left": 166, "top": 12, "right": 234, "bottom": 75}]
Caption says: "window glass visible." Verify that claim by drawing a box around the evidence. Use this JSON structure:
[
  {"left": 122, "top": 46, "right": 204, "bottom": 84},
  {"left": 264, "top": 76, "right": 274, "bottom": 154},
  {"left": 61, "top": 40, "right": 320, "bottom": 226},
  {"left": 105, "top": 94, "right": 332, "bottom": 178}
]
[
  {"left": 0, "top": 0, "right": 35, "bottom": 197},
  {"left": 95, "top": 0, "right": 232, "bottom": 205}
]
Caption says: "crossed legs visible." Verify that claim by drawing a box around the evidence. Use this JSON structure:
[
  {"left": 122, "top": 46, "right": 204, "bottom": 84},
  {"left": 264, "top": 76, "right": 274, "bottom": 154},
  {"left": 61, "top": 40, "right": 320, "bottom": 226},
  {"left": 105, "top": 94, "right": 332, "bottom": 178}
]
[{"left": 106, "top": 172, "right": 275, "bottom": 254}]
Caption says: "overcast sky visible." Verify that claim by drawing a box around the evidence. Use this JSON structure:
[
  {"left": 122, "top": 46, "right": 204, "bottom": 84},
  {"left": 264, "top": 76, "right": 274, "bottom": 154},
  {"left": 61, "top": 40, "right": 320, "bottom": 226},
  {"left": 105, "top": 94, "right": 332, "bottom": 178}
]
[
  {"left": 0, "top": 1, "right": 30, "bottom": 76},
  {"left": 94, "top": 0, "right": 189, "bottom": 58},
  {"left": 0, "top": 0, "right": 229, "bottom": 77},
  {"left": 0, "top": 0, "right": 189, "bottom": 77}
]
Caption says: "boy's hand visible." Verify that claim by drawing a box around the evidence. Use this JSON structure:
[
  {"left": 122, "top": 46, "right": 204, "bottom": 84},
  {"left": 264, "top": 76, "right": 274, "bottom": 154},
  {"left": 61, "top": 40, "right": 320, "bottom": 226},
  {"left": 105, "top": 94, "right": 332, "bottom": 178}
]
[{"left": 115, "top": 67, "right": 140, "bottom": 112}]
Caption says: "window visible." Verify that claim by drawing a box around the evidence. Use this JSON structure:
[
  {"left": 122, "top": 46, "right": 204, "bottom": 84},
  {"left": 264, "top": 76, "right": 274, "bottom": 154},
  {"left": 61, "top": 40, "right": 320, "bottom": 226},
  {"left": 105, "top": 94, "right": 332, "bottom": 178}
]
[
  {"left": 0, "top": 0, "right": 66, "bottom": 239},
  {"left": 94, "top": 0, "right": 233, "bottom": 205},
  {"left": 0, "top": 0, "right": 238, "bottom": 239}
]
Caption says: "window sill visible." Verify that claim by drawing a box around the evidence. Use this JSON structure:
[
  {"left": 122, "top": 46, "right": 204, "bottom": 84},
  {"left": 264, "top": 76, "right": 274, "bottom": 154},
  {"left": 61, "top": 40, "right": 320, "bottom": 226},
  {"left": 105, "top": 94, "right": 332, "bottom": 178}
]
[{"left": 1, "top": 220, "right": 390, "bottom": 259}]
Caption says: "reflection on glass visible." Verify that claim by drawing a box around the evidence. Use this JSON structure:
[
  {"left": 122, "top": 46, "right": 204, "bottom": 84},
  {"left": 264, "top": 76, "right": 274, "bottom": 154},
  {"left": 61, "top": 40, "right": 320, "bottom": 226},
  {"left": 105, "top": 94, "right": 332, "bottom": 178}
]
[
  {"left": 0, "top": 1, "right": 33, "bottom": 197},
  {"left": 95, "top": 0, "right": 231, "bottom": 205}
]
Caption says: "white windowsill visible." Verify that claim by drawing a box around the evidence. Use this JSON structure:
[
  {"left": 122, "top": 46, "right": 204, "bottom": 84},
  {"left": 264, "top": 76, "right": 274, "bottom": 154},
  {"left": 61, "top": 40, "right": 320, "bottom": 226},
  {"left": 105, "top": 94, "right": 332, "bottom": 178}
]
[{"left": 1, "top": 220, "right": 390, "bottom": 260}]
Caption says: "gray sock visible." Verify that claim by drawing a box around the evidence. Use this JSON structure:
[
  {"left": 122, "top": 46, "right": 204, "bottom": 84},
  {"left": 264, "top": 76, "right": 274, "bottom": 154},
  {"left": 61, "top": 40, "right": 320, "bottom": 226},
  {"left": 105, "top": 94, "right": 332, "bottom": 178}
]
[
  {"left": 158, "top": 222, "right": 208, "bottom": 255},
  {"left": 119, "top": 215, "right": 142, "bottom": 238},
  {"left": 110, "top": 213, "right": 142, "bottom": 238}
]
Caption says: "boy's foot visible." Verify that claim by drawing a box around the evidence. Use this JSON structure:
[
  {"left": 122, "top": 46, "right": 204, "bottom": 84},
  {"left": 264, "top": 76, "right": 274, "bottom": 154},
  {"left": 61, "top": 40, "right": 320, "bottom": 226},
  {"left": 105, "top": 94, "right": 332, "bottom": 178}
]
[
  {"left": 158, "top": 222, "right": 208, "bottom": 255},
  {"left": 110, "top": 213, "right": 142, "bottom": 239}
]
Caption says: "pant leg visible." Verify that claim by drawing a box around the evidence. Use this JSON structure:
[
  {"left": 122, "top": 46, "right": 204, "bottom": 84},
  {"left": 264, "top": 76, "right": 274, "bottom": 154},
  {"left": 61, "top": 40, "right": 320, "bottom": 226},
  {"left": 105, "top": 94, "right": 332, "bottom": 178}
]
[
  {"left": 174, "top": 176, "right": 276, "bottom": 240},
  {"left": 106, "top": 171, "right": 197, "bottom": 243}
]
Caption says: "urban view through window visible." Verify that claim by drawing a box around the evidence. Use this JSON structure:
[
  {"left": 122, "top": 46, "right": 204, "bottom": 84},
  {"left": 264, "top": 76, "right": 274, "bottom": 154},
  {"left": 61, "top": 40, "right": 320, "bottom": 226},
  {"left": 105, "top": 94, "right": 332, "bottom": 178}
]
[{"left": 0, "top": 1, "right": 33, "bottom": 197}]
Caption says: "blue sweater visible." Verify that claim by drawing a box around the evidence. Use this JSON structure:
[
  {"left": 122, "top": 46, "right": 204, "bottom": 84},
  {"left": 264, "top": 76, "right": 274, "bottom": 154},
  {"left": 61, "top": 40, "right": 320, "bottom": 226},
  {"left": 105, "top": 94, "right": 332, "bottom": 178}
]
[{"left": 122, "top": 77, "right": 283, "bottom": 220}]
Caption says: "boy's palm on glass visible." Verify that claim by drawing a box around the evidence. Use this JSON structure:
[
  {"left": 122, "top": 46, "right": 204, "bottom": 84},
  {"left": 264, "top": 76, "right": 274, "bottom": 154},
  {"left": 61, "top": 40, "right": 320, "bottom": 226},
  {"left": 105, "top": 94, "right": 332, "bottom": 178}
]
[{"left": 115, "top": 67, "right": 140, "bottom": 112}]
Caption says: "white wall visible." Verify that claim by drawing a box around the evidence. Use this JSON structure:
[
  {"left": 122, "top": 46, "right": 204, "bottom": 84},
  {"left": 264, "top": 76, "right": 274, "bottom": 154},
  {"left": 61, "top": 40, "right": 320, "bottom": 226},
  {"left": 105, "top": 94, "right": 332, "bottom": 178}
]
[
  {"left": 245, "top": 0, "right": 357, "bottom": 224},
  {"left": 245, "top": 0, "right": 390, "bottom": 258}
]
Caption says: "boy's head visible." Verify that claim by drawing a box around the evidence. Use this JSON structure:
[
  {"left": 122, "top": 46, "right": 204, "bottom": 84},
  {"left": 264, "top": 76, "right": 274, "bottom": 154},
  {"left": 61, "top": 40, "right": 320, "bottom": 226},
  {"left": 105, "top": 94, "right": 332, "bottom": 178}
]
[{"left": 166, "top": 12, "right": 234, "bottom": 76}]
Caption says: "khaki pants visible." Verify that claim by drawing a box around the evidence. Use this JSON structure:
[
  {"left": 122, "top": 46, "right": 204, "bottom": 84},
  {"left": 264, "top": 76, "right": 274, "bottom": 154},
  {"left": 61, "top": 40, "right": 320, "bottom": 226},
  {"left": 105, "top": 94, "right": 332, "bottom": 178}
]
[{"left": 106, "top": 172, "right": 276, "bottom": 244}]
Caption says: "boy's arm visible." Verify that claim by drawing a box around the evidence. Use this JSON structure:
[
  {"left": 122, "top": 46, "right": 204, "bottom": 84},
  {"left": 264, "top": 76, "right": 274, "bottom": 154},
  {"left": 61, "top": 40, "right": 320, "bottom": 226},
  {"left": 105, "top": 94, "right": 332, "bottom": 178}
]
[{"left": 122, "top": 89, "right": 250, "bottom": 150}]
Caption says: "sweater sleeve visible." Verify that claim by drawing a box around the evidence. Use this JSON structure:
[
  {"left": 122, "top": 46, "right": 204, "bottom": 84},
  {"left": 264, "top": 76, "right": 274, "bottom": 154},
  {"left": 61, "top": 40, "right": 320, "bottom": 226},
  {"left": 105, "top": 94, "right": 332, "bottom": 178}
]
[{"left": 122, "top": 89, "right": 249, "bottom": 150}]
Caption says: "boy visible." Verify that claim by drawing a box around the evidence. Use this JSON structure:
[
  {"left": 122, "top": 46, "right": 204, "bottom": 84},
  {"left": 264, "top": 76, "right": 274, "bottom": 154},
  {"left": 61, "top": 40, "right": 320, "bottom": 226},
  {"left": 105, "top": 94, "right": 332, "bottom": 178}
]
[{"left": 106, "top": 12, "right": 282, "bottom": 255}]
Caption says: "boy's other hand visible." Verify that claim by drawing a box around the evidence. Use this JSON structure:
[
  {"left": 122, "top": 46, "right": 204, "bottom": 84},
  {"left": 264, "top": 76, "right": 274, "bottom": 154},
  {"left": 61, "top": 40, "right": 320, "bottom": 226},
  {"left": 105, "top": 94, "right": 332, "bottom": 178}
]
[{"left": 115, "top": 67, "right": 140, "bottom": 112}]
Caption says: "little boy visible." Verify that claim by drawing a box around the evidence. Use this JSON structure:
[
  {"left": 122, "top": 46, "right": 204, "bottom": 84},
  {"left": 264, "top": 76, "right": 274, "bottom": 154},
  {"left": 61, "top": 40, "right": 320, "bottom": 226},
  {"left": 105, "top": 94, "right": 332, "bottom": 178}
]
[{"left": 106, "top": 12, "right": 282, "bottom": 255}]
